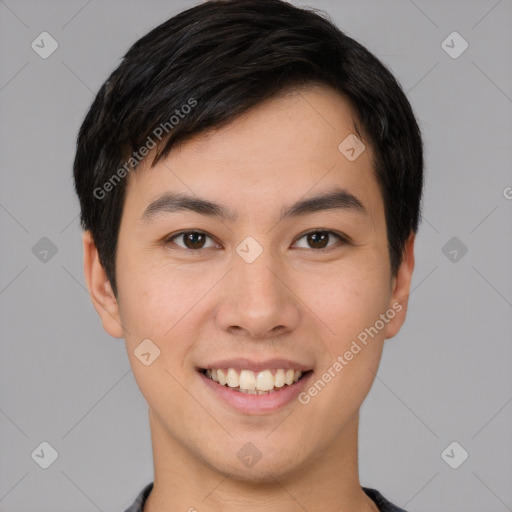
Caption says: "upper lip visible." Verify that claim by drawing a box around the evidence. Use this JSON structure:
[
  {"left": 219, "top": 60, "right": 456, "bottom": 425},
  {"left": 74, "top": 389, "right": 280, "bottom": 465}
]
[{"left": 199, "top": 358, "right": 313, "bottom": 373}]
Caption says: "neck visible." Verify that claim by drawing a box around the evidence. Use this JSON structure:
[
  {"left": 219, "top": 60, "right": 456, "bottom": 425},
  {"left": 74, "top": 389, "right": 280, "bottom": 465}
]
[{"left": 144, "top": 410, "right": 378, "bottom": 512}]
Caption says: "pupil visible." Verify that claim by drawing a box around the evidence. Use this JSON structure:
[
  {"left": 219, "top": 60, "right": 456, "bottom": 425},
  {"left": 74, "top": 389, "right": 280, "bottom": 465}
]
[
  {"left": 185, "top": 232, "right": 205, "bottom": 249},
  {"left": 308, "top": 231, "right": 328, "bottom": 249}
]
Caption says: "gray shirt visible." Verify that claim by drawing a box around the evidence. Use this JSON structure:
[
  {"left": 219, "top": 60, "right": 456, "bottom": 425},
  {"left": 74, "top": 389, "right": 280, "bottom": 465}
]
[{"left": 123, "top": 482, "right": 408, "bottom": 512}]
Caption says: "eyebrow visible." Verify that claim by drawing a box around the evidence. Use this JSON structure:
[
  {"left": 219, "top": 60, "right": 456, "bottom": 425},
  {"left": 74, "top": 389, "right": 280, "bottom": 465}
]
[{"left": 140, "top": 186, "right": 368, "bottom": 223}]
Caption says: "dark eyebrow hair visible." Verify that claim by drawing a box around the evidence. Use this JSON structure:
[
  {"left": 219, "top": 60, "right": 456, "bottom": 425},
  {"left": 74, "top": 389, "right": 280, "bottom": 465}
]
[{"left": 140, "top": 186, "right": 367, "bottom": 223}]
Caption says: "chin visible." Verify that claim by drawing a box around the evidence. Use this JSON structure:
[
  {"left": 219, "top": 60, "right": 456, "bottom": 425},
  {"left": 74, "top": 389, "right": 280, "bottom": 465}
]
[{"left": 202, "top": 440, "right": 306, "bottom": 485}]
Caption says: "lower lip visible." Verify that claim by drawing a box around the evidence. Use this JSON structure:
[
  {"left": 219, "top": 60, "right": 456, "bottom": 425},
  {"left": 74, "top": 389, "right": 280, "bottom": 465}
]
[{"left": 199, "top": 370, "right": 313, "bottom": 414}]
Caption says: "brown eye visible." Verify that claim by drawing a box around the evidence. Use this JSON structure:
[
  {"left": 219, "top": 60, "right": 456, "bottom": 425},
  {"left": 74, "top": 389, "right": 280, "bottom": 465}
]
[
  {"left": 307, "top": 231, "right": 329, "bottom": 249},
  {"left": 293, "top": 230, "right": 346, "bottom": 250},
  {"left": 166, "top": 231, "right": 217, "bottom": 250}
]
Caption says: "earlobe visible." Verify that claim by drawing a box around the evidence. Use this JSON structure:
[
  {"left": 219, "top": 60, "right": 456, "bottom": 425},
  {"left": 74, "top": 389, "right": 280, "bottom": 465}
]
[
  {"left": 385, "top": 233, "right": 416, "bottom": 340},
  {"left": 82, "top": 231, "right": 125, "bottom": 339}
]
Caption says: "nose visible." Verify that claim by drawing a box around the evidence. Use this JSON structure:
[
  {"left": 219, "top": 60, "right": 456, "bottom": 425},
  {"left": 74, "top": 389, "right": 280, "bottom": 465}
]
[{"left": 215, "top": 246, "right": 301, "bottom": 340}]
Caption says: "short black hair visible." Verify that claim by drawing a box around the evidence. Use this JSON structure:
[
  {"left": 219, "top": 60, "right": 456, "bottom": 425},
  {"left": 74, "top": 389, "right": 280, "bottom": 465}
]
[{"left": 73, "top": 0, "right": 423, "bottom": 298}]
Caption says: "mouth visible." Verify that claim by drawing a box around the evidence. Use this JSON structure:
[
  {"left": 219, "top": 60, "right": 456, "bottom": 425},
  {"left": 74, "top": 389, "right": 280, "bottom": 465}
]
[
  {"left": 196, "top": 358, "right": 314, "bottom": 413},
  {"left": 199, "top": 367, "right": 312, "bottom": 394}
]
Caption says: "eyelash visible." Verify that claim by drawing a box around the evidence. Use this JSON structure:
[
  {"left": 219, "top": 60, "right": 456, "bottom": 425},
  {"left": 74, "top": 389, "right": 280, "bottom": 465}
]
[{"left": 163, "top": 229, "right": 349, "bottom": 252}]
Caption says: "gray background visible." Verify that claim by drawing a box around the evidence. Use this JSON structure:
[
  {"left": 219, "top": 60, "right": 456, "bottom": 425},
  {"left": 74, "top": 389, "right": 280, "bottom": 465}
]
[{"left": 1, "top": 0, "right": 511, "bottom": 510}]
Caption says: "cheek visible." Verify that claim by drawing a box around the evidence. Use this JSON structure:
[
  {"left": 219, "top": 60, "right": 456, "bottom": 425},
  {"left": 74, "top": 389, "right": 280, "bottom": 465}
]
[
  {"left": 117, "top": 260, "right": 214, "bottom": 361},
  {"left": 295, "top": 264, "right": 390, "bottom": 427},
  {"left": 302, "top": 257, "right": 391, "bottom": 343},
  {"left": 117, "top": 255, "right": 183, "bottom": 330},
  {"left": 116, "top": 267, "right": 198, "bottom": 400}
]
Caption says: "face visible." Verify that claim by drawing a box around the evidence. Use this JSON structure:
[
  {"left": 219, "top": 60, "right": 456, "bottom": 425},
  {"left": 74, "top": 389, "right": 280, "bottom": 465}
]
[{"left": 84, "top": 84, "right": 414, "bottom": 483}]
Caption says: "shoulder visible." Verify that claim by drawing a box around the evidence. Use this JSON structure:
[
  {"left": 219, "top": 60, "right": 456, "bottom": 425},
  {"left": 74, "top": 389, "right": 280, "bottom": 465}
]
[
  {"left": 123, "top": 482, "right": 154, "bottom": 512},
  {"left": 362, "top": 487, "right": 409, "bottom": 512}
]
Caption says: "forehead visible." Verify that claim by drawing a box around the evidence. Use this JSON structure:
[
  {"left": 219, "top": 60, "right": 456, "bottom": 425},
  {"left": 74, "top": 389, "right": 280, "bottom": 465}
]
[
  {"left": 122, "top": 83, "right": 382, "bottom": 226},
  {"left": 167, "top": 84, "right": 366, "bottom": 168}
]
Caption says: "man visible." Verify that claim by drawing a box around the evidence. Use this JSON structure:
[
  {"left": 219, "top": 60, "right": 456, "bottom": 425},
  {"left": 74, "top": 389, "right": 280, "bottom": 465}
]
[{"left": 73, "top": 1, "right": 423, "bottom": 510}]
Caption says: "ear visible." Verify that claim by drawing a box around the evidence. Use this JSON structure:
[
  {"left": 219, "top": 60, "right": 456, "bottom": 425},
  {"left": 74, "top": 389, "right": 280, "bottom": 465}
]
[
  {"left": 82, "top": 230, "right": 124, "bottom": 338},
  {"left": 385, "top": 232, "right": 416, "bottom": 340}
]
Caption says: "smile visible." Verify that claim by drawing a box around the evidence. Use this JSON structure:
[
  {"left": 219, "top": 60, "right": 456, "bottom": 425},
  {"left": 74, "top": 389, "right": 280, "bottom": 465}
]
[{"left": 202, "top": 368, "right": 309, "bottom": 394}]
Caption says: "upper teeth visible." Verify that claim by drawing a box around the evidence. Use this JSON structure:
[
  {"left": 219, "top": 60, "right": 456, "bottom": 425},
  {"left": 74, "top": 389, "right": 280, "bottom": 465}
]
[{"left": 205, "top": 368, "right": 303, "bottom": 393}]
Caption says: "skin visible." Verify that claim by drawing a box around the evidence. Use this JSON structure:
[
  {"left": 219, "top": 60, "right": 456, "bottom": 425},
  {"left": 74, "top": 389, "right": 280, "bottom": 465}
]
[{"left": 83, "top": 84, "right": 415, "bottom": 512}]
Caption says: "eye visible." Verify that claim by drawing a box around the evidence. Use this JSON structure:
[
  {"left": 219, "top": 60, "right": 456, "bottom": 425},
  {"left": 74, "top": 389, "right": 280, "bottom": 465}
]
[
  {"left": 292, "top": 230, "right": 347, "bottom": 250},
  {"left": 164, "top": 229, "right": 348, "bottom": 252},
  {"left": 165, "top": 231, "right": 219, "bottom": 250}
]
